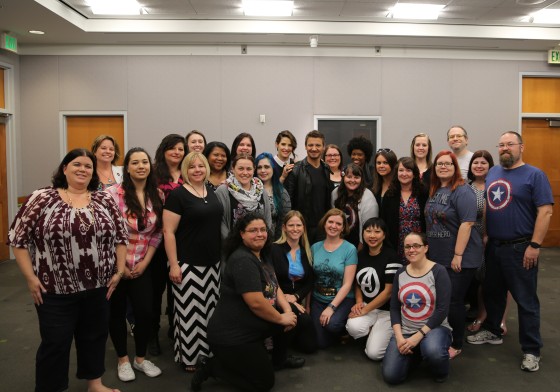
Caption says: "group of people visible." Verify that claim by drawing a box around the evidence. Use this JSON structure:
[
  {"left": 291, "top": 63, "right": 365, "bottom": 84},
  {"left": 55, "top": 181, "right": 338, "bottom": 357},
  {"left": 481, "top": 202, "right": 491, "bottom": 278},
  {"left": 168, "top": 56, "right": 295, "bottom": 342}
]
[{"left": 7, "top": 125, "right": 553, "bottom": 392}]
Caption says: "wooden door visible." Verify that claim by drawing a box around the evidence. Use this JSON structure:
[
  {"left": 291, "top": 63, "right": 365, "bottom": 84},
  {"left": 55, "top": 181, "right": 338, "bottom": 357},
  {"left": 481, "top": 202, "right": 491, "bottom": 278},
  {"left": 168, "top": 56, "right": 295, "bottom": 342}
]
[
  {"left": 522, "top": 119, "right": 559, "bottom": 247},
  {"left": 66, "top": 116, "right": 125, "bottom": 165},
  {"left": 0, "top": 123, "right": 9, "bottom": 261}
]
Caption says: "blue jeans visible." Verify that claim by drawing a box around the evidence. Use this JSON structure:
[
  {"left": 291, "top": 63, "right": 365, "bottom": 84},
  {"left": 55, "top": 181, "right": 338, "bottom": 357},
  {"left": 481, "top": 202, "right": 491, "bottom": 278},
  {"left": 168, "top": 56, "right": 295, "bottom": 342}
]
[
  {"left": 310, "top": 297, "right": 354, "bottom": 349},
  {"left": 382, "top": 326, "right": 451, "bottom": 385},
  {"left": 447, "top": 267, "right": 477, "bottom": 350},
  {"left": 482, "top": 240, "right": 542, "bottom": 355}
]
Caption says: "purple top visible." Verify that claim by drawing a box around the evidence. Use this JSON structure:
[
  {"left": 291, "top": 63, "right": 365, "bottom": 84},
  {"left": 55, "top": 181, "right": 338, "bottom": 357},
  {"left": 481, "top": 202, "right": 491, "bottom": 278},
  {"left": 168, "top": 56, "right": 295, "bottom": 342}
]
[{"left": 8, "top": 187, "right": 128, "bottom": 294}]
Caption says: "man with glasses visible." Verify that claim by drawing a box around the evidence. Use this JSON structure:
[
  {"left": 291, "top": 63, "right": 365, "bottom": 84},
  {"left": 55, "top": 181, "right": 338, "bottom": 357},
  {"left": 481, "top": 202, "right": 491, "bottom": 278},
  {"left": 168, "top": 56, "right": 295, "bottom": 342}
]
[
  {"left": 446, "top": 125, "right": 473, "bottom": 179},
  {"left": 467, "top": 131, "right": 553, "bottom": 373},
  {"left": 285, "top": 130, "right": 334, "bottom": 243}
]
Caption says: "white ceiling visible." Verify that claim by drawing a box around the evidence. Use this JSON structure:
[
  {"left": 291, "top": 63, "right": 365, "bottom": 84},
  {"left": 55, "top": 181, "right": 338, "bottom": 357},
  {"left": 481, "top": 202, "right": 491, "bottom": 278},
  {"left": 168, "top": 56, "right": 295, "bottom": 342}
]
[{"left": 0, "top": 0, "right": 559, "bottom": 52}]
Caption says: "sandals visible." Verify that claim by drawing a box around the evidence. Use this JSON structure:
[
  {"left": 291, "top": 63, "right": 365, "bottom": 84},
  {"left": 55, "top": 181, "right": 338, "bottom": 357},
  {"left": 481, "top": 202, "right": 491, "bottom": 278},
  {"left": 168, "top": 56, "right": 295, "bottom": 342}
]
[
  {"left": 185, "top": 365, "right": 197, "bottom": 373},
  {"left": 448, "top": 347, "right": 462, "bottom": 360},
  {"left": 467, "top": 319, "right": 483, "bottom": 332}
]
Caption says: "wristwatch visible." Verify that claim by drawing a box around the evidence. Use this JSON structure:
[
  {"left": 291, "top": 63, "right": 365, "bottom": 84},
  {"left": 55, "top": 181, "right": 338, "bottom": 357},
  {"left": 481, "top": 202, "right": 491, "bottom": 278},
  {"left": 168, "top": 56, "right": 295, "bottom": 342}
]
[
  {"left": 328, "top": 303, "right": 337, "bottom": 312},
  {"left": 529, "top": 241, "right": 541, "bottom": 249}
]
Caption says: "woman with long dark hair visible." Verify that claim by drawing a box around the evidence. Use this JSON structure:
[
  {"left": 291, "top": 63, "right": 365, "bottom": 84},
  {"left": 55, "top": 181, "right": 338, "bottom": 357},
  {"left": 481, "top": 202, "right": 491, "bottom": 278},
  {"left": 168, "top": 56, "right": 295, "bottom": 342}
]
[
  {"left": 230, "top": 132, "right": 256, "bottom": 162},
  {"left": 332, "top": 163, "right": 378, "bottom": 250},
  {"left": 381, "top": 157, "right": 428, "bottom": 263},
  {"left": 255, "top": 152, "right": 291, "bottom": 240},
  {"left": 410, "top": 132, "right": 433, "bottom": 186},
  {"left": 425, "top": 150, "right": 481, "bottom": 360},
  {"left": 149, "top": 133, "right": 187, "bottom": 355},
  {"left": 372, "top": 149, "right": 398, "bottom": 206},
  {"left": 193, "top": 213, "right": 301, "bottom": 392},
  {"left": 106, "top": 147, "right": 164, "bottom": 381}
]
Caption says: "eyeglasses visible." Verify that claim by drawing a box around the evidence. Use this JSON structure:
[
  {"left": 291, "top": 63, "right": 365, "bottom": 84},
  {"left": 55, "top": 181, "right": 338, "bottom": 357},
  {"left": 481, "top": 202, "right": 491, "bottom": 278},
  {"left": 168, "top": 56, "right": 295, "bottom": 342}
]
[
  {"left": 436, "top": 161, "right": 454, "bottom": 167},
  {"left": 448, "top": 134, "right": 465, "bottom": 140},
  {"left": 244, "top": 228, "right": 267, "bottom": 234},
  {"left": 377, "top": 148, "right": 392, "bottom": 153},
  {"left": 497, "top": 142, "right": 522, "bottom": 149},
  {"left": 404, "top": 243, "right": 425, "bottom": 250},
  {"left": 325, "top": 154, "right": 340, "bottom": 158}
]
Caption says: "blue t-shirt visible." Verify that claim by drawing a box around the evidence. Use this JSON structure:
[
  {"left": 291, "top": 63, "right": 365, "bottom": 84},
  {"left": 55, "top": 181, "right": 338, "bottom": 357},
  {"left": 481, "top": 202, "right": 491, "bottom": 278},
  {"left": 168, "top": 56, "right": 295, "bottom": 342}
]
[
  {"left": 312, "top": 240, "right": 358, "bottom": 303},
  {"left": 424, "top": 184, "right": 482, "bottom": 269},
  {"left": 485, "top": 164, "right": 554, "bottom": 240}
]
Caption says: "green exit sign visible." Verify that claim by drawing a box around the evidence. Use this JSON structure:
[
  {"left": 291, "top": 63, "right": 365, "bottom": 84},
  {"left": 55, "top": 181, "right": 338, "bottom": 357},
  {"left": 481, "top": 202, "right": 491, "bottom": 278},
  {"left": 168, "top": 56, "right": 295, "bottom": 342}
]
[
  {"left": 549, "top": 49, "right": 560, "bottom": 65},
  {"left": 1, "top": 33, "right": 17, "bottom": 53}
]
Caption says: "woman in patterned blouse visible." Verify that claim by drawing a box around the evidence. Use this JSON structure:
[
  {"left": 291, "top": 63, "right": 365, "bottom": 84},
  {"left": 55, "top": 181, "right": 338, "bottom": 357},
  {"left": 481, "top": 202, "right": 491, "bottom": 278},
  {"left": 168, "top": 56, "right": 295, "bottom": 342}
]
[{"left": 8, "top": 148, "right": 128, "bottom": 392}]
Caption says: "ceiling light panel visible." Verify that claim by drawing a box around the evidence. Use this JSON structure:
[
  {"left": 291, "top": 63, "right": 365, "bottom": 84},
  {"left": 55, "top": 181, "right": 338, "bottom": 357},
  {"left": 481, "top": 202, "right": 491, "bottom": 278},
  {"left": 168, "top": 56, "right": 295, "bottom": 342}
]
[
  {"left": 242, "top": 1, "right": 294, "bottom": 17},
  {"left": 86, "top": 0, "right": 142, "bottom": 15},
  {"left": 389, "top": 3, "right": 445, "bottom": 20}
]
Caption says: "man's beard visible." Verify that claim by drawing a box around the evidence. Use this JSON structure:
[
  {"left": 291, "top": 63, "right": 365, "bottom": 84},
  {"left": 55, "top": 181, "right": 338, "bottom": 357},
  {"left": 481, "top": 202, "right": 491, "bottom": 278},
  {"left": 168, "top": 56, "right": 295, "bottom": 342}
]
[{"left": 500, "top": 152, "right": 515, "bottom": 168}]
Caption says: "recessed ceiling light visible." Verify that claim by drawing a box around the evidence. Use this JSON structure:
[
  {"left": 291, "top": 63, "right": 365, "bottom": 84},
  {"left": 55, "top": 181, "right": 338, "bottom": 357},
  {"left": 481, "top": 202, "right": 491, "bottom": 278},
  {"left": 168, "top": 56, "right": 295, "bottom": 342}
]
[
  {"left": 242, "top": 1, "right": 294, "bottom": 17},
  {"left": 29, "top": 30, "right": 45, "bottom": 35},
  {"left": 516, "top": 0, "right": 546, "bottom": 5},
  {"left": 531, "top": 9, "right": 560, "bottom": 24},
  {"left": 86, "top": 0, "right": 141, "bottom": 15},
  {"left": 388, "top": 3, "right": 445, "bottom": 20}
]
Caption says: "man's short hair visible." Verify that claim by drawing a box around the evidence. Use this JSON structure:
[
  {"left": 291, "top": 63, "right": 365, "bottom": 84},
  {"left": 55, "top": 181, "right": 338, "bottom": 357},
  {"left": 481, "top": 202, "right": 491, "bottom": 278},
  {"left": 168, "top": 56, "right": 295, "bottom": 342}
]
[
  {"left": 305, "top": 130, "right": 325, "bottom": 145},
  {"left": 501, "top": 131, "right": 523, "bottom": 144},
  {"left": 447, "top": 125, "right": 468, "bottom": 139}
]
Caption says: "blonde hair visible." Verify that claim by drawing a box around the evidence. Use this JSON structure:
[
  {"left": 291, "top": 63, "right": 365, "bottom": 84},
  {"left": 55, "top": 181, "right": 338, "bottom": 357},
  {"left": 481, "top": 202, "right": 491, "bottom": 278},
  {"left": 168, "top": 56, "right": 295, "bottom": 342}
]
[
  {"left": 275, "top": 210, "right": 313, "bottom": 264},
  {"left": 180, "top": 152, "right": 210, "bottom": 185}
]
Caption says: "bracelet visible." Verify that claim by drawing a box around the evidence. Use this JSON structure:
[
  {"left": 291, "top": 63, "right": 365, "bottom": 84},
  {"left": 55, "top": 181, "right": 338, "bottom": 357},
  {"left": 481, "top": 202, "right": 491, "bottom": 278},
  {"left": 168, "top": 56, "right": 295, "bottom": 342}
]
[
  {"left": 116, "top": 271, "right": 124, "bottom": 278},
  {"left": 454, "top": 252, "right": 463, "bottom": 257},
  {"left": 418, "top": 329, "right": 426, "bottom": 337},
  {"left": 328, "top": 303, "right": 337, "bottom": 312}
]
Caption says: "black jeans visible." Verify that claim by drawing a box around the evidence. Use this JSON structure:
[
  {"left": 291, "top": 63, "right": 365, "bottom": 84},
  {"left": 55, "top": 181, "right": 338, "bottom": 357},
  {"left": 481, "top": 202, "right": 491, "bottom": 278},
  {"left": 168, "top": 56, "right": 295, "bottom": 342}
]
[
  {"left": 210, "top": 341, "right": 275, "bottom": 392},
  {"left": 109, "top": 271, "right": 153, "bottom": 358},
  {"left": 150, "top": 245, "right": 173, "bottom": 337},
  {"left": 447, "top": 267, "right": 477, "bottom": 349},
  {"left": 35, "top": 287, "right": 109, "bottom": 392}
]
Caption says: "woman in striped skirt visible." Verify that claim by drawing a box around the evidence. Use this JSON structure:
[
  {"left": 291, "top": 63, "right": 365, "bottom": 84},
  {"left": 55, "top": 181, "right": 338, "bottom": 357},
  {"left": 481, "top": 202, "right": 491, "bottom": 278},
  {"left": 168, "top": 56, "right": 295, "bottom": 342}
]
[{"left": 163, "top": 152, "right": 223, "bottom": 372}]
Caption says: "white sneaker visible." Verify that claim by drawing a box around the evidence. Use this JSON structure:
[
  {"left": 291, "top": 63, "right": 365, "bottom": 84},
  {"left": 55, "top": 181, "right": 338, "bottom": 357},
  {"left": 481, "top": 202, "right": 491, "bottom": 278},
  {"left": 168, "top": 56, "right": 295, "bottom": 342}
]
[
  {"left": 521, "top": 354, "right": 540, "bottom": 372},
  {"left": 133, "top": 359, "right": 162, "bottom": 377},
  {"left": 117, "top": 362, "right": 136, "bottom": 382},
  {"left": 466, "top": 330, "right": 503, "bottom": 345}
]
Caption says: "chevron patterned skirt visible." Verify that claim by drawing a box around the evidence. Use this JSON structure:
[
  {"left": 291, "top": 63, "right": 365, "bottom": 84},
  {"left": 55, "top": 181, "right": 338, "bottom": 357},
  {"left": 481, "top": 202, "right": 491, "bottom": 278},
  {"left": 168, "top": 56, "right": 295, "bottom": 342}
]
[{"left": 172, "top": 261, "right": 221, "bottom": 367}]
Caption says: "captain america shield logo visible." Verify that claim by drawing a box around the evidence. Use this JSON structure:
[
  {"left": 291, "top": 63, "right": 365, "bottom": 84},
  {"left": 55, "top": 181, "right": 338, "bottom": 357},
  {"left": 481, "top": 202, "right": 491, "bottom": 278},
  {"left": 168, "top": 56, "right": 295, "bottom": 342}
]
[
  {"left": 486, "top": 179, "right": 512, "bottom": 211},
  {"left": 399, "top": 282, "right": 434, "bottom": 321}
]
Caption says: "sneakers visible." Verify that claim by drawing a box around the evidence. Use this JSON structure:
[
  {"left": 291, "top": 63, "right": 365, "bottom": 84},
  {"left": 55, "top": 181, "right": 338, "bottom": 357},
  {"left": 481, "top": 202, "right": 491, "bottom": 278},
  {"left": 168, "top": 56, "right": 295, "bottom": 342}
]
[
  {"left": 521, "top": 354, "right": 540, "bottom": 372},
  {"left": 117, "top": 362, "right": 136, "bottom": 382},
  {"left": 274, "top": 355, "right": 306, "bottom": 371},
  {"left": 466, "top": 330, "right": 503, "bottom": 345},
  {"left": 133, "top": 359, "right": 162, "bottom": 378}
]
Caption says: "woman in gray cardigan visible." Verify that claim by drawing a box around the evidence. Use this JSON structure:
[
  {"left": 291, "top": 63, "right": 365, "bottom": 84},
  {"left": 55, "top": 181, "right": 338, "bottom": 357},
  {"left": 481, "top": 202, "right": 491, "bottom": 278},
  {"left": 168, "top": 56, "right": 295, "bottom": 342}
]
[{"left": 215, "top": 154, "right": 272, "bottom": 241}]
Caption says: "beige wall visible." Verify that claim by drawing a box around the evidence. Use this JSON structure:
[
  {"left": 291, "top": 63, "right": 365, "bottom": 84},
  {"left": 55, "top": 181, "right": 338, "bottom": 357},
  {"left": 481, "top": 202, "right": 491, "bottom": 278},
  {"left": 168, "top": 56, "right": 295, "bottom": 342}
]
[{"left": 18, "top": 54, "right": 558, "bottom": 194}]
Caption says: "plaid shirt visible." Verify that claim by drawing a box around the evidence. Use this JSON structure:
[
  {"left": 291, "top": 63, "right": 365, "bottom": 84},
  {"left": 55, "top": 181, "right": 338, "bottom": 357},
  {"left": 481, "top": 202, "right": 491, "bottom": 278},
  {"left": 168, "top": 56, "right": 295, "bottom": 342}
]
[{"left": 106, "top": 184, "right": 163, "bottom": 269}]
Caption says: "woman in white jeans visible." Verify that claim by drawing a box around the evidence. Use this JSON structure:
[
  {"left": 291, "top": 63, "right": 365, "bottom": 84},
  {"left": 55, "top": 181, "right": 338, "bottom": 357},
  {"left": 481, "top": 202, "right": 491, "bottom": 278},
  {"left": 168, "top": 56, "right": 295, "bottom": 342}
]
[{"left": 346, "top": 217, "right": 402, "bottom": 360}]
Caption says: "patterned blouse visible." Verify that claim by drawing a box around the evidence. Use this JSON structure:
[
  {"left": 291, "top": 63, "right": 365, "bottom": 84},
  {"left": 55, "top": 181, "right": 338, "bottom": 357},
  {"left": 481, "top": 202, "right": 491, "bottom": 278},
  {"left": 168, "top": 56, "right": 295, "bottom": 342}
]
[
  {"left": 158, "top": 177, "right": 184, "bottom": 202},
  {"left": 105, "top": 184, "right": 163, "bottom": 270},
  {"left": 8, "top": 187, "right": 128, "bottom": 294},
  {"left": 398, "top": 195, "right": 423, "bottom": 263}
]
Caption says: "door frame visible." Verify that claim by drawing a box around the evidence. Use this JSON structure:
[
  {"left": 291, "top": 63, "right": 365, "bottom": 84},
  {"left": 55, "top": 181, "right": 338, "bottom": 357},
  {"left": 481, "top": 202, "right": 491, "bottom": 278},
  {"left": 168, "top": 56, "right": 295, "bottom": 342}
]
[
  {"left": 518, "top": 72, "right": 560, "bottom": 128},
  {"left": 313, "top": 115, "right": 382, "bottom": 147},
  {"left": 59, "top": 111, "right": 128, "bottom": 160},
  {"left": 0, "top": 61, "right": 16, "bottom": 260}
]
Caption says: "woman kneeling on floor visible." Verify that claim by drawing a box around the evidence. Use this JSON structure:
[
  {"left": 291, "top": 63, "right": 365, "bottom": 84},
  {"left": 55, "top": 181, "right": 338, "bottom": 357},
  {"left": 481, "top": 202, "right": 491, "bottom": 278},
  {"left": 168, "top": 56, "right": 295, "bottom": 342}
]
[
  {"left": 382, "top": 232, "right": 452, "bottom": 384},
  {"left": 192, "top": 213, "right": 305, "bottom": 392}
]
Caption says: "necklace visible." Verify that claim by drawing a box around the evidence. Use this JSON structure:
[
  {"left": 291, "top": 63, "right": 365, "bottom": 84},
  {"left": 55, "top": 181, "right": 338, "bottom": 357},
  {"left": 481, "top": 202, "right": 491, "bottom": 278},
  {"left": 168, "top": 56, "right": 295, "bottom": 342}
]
[
  {"left": 189, "top": 183, "right": 207, "bottom": 203},
  {"left": 64, "top": 189, "right": 96, "bottom": 233},
  {"left": 98, "top": 168, "right": 114, "bottom": 184}
]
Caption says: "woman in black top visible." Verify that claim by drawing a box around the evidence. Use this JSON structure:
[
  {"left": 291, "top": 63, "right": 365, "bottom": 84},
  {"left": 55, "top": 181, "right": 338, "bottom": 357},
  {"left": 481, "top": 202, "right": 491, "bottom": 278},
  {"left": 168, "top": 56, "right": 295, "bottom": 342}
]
[
  {"left": 193, "top": 213, "right": 301, "bottom": 392},
  {"left": 271, "top": 210, "right": 317, "bottom": 354}
]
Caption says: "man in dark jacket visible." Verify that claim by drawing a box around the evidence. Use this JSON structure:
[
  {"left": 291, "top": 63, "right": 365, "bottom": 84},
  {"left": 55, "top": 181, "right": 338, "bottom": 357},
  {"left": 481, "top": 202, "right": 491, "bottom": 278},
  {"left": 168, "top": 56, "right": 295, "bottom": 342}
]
[{"left": 284, "top": 130, "right": 333, "bottom": 243}]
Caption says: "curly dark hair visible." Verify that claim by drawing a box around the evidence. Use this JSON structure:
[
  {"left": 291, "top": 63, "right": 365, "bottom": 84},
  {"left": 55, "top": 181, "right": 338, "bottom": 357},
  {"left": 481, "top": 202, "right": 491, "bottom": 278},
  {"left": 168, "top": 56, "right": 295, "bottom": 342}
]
[
  {"left": 224, "top": 212, "right": 272, "bottom": 260},
  {"left": 122, "top": 147, "right": 163, "bottom": 230},
  {"left": 275, "top": 130, "right": 298, "bottom": 160},
  {"left": 334, "top": 163, "right": 366, "bottom": 211},
  {"left": 52, "top": 149, "right": 99, "bottom": 191},
  {"left": 154, "top": 134, "right": 186, "bottom": 184},
  {"left": 231, "top": 132, "right": 256, "bottom": 162},
  {"left": 386, "top": 157, "right": 424, "bottom": 197},
  {"left": 347, "top": 136, "right": 374, "bottom": 164}
]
